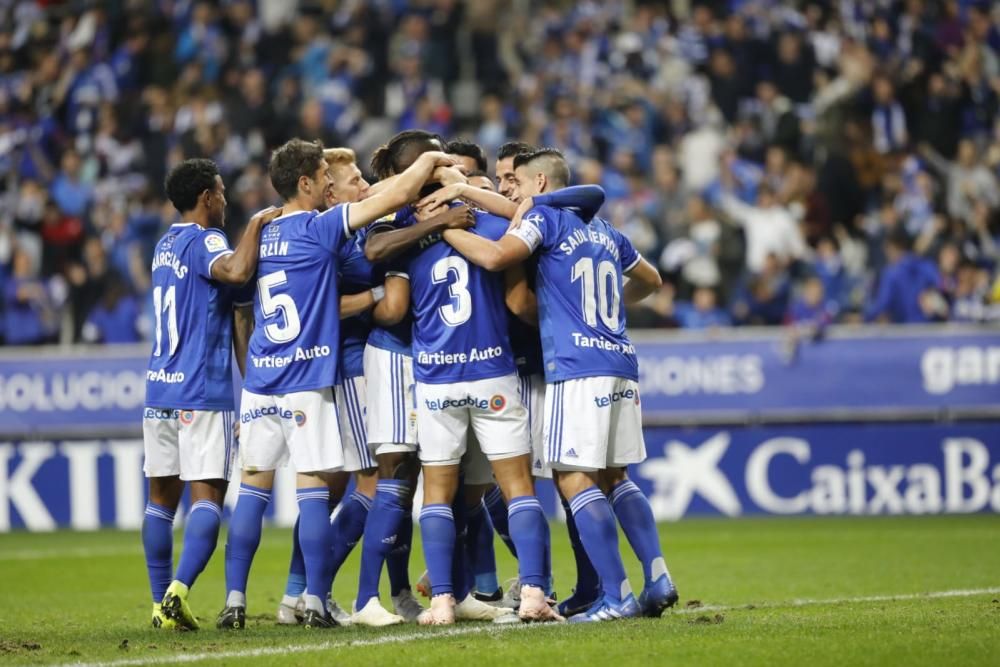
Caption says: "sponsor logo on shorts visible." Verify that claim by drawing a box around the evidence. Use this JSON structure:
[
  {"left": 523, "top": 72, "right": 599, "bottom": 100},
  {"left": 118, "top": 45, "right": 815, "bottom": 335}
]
[
  {"left": 293, "top": 410, "right": 307, "bottom": 427},
  {"left": 179, "top": 410, "right": 195, "bottom": 425},
  {"left": 565, "top": 448, "right": 578, "bottom": 458},
  {"left": 424, "top": 395, "right": 490, "bottom": 410},
  {"left": 489, "top": 394, "right": 506, "bottom": 411},
  {"left": 593, "top": 388, "right": 638, "bottom": 408},
  {"left": 143, "top": 408, "right": 179, "bottom": 420},
  {"left": 534, "top": 458, "right": 543, "bottom": 469},
  {"left": 240, "top": 405, "right": 294, "bottom": 424}
]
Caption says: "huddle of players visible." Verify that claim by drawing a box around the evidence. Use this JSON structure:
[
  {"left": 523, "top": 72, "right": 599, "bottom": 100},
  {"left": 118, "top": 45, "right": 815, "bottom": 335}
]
[{"left": 140, "top": 130, "right": 679, "bottom": 631}]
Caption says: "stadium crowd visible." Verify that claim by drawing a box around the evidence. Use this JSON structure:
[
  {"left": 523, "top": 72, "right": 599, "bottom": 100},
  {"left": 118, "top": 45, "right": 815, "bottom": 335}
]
[{"left": 1, "top": 0, "right": 999, "bottom": 345}]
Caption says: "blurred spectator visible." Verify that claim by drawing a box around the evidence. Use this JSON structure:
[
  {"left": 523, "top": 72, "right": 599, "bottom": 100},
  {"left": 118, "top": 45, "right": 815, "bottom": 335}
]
[
  {"left": 865, "top": 230, "right": 942, "bottom": 323},
  {"left": 675, "top": 287, "right": 732, "bottom": 330},
  {"left": 3, "top": 248, "right": 57, "bottom": 345}
]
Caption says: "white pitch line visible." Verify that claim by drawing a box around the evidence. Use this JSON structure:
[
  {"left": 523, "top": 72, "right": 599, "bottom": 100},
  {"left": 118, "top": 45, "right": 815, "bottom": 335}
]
[
  {"left": 55, "top": 586, "right": 1000, "bottom": 667},
  {"left": 673, "top": 586, "right": 1000, "bottom": 615},
  {"left": 57, "top": 623, "right": 546, "bottom": 667}
]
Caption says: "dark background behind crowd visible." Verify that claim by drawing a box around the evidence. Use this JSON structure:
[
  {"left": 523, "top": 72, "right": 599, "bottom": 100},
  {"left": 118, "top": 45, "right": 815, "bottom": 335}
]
[{"left": 1, "top": 0, "right": 999, "bottom": 346}]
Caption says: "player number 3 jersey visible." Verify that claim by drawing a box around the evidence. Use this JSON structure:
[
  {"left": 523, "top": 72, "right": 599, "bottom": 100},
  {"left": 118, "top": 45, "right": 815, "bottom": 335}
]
[{"left": 508, "top": 206, "right": 640, "bottom": 383}]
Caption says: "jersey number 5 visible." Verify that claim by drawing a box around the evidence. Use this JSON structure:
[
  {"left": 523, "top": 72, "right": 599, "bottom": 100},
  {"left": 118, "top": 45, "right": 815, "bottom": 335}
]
[
  {"left": 432, "top": 256, "right": 472, "bottom": 326},
  {"left": 571, "top": 257, "right": 621, "bottom": 329},
  {"left": 259, "top": 270, "right": 302, "bottom": 343}
]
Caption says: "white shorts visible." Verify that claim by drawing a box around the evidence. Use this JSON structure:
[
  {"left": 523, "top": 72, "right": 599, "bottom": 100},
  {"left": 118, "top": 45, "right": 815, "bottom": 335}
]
[
  {"left": 336, "top": 376, "right": 376, "bottom": 472},
  {"left": 239, "top": 387, "right": 344, "bottom": 473},
  {"left": 364, "top": 344, "right": 417, "bottom": 454},
  {"left": 142, "top": 408, "right": 237, "bottom": 481},
  {"left": 518, "top": 373, "right": 550, "bottom": 478},
  {"left": 544, "top": 377, "right": 646, "bottom": 472},
  {"left": 417, "top": 374, "right": 530, "bottom": 466}
]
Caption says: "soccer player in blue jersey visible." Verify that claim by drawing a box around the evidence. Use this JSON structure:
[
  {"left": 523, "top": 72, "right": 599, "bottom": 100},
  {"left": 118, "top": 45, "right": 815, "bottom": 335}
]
[
  {"left": 373, "top": 141, "right": 563, "bottom": 626},
  {"left": 275, "top": 147, "right": 392, "bottom": 626},
  {"left": 142, "top": 158, "right": 279, "bottom": 630},
  {"left": 418, "top": 142, "right": 606, "bottom": 609},
  {"left": 441, "top": 148, "right": 678, "bottom": 622},
  {"left": 217, "top": 139, "right": 456, "bottom": 630}
]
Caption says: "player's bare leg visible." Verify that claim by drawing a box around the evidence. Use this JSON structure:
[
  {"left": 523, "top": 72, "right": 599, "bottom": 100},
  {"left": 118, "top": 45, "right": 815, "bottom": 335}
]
[{"left": 491, "top": 455, "right": 563, "bottom": 623}]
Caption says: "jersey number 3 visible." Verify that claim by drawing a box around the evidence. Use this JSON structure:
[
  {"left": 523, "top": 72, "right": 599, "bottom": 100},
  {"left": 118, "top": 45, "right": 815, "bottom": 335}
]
[
  {"left": 432, "top": 256, "right": 472, "bottom": 326},
  {"left": 259, "top": 270, "right": 302, "bottom": 343}
]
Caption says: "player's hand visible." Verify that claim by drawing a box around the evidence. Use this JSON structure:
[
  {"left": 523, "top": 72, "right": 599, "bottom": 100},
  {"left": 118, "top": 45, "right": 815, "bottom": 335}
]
[
  {"left": 418, "top": 183, "right": 466, "bottom": 211},
  {"left": 439, "top": 204, "right": 475, "bottom": 230},
  {"left": 507, "top": 196, "right": 535, "bottom": 231},
  {"left": 419, "top": 151, "right": 458, "bottom": 168},
  {"left": 251, "top": 206, "right": 282, "bottom": 226},
  {"left": 432, "top": 165, "right": 469, "bottom": 187}
]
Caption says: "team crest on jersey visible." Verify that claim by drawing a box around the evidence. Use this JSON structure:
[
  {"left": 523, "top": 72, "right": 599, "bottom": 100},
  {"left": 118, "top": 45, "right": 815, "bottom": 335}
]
[
  {"left": 204, "top": 234, "right": 227, "bottom": 253},
  {"left": 489, "top": 394, "right": 506, "bottom": 412},
  {"left": 179, "top": 410, "right": 195, "bottom": 425},
  {"left": 293, "top": 410, "right": 308, "bottom": 427}
]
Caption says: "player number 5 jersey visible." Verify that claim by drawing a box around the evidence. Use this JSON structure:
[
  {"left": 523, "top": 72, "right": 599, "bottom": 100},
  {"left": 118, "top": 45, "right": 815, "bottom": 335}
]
[
  {"left": 508, "top": 206, "right": 640, "bottom": 383},
  {"left": 244, "top": 206, "right": 354, "bottom": 394}
]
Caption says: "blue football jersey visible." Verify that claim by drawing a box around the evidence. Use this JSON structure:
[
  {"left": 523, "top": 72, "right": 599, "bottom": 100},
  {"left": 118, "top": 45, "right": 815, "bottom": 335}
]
[
  {"left": 509, "top": 207, "right": 641, "bottom": 382},
  {"left": 244, "top": 206, "right": 354, "bottom": 394},
  {"left": 398, "top": 211, "right": 516, "bottom": 384},
  {"left": 145, "top": 223, "right": 238, "bottom": 410},
  {"left": 364, "top": 212, "right": 414, "bottom": 356},
  {"left": 508, "top": 257, "right": 544, "bottom": 377},
  {"left": 337, "top": 227, "right": 380, "bottom": 381}
]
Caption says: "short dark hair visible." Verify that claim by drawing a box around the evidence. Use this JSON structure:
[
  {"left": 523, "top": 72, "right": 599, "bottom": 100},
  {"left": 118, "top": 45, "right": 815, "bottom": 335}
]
[
  {"left": 466, "top": 169, "right": 490, "bottom": 180},
  {"left": 446, "top": 139, "right": 488, "bottom": 172},
  {"left": 165, "top": 158, "right": 219, "bottom": 213},
  {"left": 269, "top": 138, "right": 326, "bottom": 201},
  {"left": 370, "top": 129, "right": 443, "bottom": 179},
  {"left": 497, "top": 141, "right": 536, "bottom": 161},
  {"left": 512, "top": 148, "right": 570, "bottom": 187}
]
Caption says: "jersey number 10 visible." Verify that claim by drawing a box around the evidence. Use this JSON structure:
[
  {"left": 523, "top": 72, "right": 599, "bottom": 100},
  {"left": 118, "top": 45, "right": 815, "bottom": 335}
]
[{"left": 571, "top": 257, "right": 621, "bottom": 329}]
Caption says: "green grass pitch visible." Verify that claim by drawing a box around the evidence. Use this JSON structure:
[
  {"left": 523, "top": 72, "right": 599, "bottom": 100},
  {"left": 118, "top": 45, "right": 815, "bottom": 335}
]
[{"left": 1, "top": 515, "right": 998, "bottom": 666}]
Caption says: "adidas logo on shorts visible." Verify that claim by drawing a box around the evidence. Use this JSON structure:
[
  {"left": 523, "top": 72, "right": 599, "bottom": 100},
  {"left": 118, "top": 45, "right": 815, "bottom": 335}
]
[{"left": 565, "top": 448, "right": 578, "bottom": 458}]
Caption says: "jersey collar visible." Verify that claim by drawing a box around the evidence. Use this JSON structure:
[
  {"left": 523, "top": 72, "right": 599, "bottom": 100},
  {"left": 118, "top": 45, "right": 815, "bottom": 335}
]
[
  {"left": 271, "top": 209, "right": 315, "bottom": 223},
  {"left": 171, "top": 222, "right": 201, "bottom": 229}
]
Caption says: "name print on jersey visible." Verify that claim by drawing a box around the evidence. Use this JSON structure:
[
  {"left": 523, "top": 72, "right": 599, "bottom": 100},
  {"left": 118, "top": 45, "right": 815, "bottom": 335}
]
[
  {"left": 416, "top": 345, "right": 504, "bottom": 366},
  {"left": 250, "top": 344, "right": 332, "bottom": 368}
]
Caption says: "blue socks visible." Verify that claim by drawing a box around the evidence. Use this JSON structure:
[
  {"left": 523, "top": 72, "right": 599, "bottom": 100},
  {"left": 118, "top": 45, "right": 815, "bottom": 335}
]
[
  {"left": 562, "top": 497, "right": 600, "bottom": 598},
  {"left": 569, "top": 486, "right": 631, "bottom": 602},
  {"left": 484, "top": 485, "right": 517, "bottom": 557},
  {"left": 611, "top": 479, "right": 672, "bottom": 588},
  {"left": 296, "top": 487, "right": 332, "bottom": 601},
  {"left": 142, "top": 502, "right": 175, "bottom": 603},
  {"left": 284, "top": 516, "right": 306, "bottom": 597},
  {"left": 466, "top": 499, "right": 499, "bottom": 594},
  {"left": 328, "top": 491, "right": 372, "bottom": 582},
  {"left": 419, "top": 503, "right": 455, "bottom": 597},
  {"left": 387, "top": 512, "right": 413, "bottom": 596},
  {"left": 357, "top": 480, "right": 411, "bottom": 607},
  {"left": 507, "top": 496, "right": 548, "bottom": 589},
  {"left": 175, "top": 500, "right": 222, "bottom": 588},
  {"left": 225, "top": 483, "right": 271, "bottom": 601}
]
